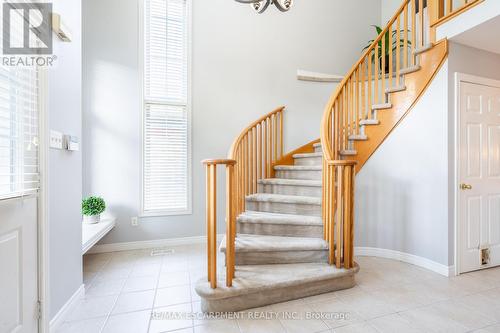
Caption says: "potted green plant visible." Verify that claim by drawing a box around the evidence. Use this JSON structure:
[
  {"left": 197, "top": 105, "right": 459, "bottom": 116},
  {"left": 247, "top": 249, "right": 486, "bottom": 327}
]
[
  {"left": 82, "top": 196, "right": 106, "bottom": 224},
  {"left": 363, "top": 25, "right": 410, "bottom": 73}
]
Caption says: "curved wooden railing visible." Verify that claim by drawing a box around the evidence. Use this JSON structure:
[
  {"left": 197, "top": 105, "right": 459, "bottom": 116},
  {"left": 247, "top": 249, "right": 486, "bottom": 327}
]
[
  {"left": 321, "top": 0, "right": 427, "bottom": 269},
  {"left": 320, "top": 0, "right": 479, "bottom": 269},
  {"left": 430, "top": 0, "right": 483, "bottom": 29},
  {"left": 203, "top": 107, "right": 285, "bottom": 288}
]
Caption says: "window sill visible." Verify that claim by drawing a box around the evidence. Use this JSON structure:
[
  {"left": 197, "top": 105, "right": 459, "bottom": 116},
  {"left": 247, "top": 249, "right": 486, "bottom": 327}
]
[{"left": 140, "top": 209, "right": 192, "bottom": 218}]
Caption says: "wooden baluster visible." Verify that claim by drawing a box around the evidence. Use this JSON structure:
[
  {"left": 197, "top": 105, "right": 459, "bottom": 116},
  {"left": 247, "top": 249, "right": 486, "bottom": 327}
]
[
  {"left": 366, "top": 52, "right": 372, "bottom": 119},
  {"left": 263, "top": 120, "right": 267, "bottom": 179},
  {"left": 335, "top": 164, "right": 343, "bottom": 268},
  {"left": 404, "top": 4, "right": 409, "bottom": 68},
  {"left": 267, "top": 117, "right": 271, "bottom": 176},
  {"left": 250, "top": 130, "right": 254, "bottom": 194},
  {"left": 348, "top": 163, "right": 355, "bottom": 268},
  {"left": 226, "top": 163, "right": 234, "bottom": 286},
  {"left": 240, "top": 148, "right": 244, "bottom": 211},
  {"left": 343, "top": 164, "right": 353, "bottom": 269},
  {"left": 376, "top": 48, "right": 380, "bottom": 107},
  {"left": 412, "top": 0, "right": 416, "bottom": 66},
  {"left": 328, "top": 165, "right": 335, "bottom": 265},
  {"left": 324, "top": 162, "right": 329, "bottom": 243},
  {"left": 389, "top": 23, "right": 393, "bottom": 88},
  {"left": 205, "top": 165, "right": 211, "bottom": 282},
  {"left": 335, "top": 103, "right": 340, "bottom": 160},
  {"left": 343, "top": 87, "right": 348, "bottom": 150},
  {"left": 361, "top": 59, "right": 366, "bottom": 120},
  {"left": 273, "top": 113, "right": 278, "bottom": 162},
  {"left": 381, "top": 33, "right": 386, "bottom": 97},
  {"left": 349, "top": 77, "right": 353, "bottom": 137},
  {"left": 252, "top": 126, "right": 259, "bottom": 193},
  {"left": 396, "top": 15, "right": 401, "bottom": 86},
  {"left": 209, "top": 164, "right": 217, "bottom": 288},
  {"left": 257, "top": 124, "right": 261, "bottom": 183},
  {"left": 420, "top": 0, "right": 424, "bottom": 47},
  {"left": 447, "top": 0, "right": 452, "bottom": 14},
  {"left": 356, "top": 68, "right": 360, "bottom": 133},
  {"left": 323, "top": 161, "right": 329, "bottom": 242},
  {"left": 279, "top": 111, "right": 283, "bottom": 158}
]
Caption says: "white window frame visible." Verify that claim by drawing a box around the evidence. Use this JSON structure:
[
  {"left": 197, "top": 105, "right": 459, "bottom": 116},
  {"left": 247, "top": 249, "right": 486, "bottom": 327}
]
[{"left": 139, "top": 0, "right": 192, "bottom": 217}]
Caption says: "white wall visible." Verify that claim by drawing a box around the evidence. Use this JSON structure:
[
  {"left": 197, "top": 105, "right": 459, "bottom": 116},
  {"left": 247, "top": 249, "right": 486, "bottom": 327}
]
[
  {"left": 355, "top": 63, "right": 450, "bottom": 266},
  {"left": 48, "top": 0, "right": 82, "bottom": 318},
  {"left": 83, "top": 0, "right": 382, "bottom": 244},
  {"left": 381, "top": 0, "right": 402, "bottom": 26}
]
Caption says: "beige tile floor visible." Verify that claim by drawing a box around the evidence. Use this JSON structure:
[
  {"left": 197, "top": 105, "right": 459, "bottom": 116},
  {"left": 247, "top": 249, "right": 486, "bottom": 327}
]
[{"left": 57, "top": 244, "right": 500, "bottom": 333}]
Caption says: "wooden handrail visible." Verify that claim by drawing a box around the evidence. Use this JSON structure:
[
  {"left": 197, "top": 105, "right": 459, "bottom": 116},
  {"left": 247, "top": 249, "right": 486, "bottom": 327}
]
[
  {"left": 203, "top": 107, "right": 285, "bottom": 289},
  {"left": 429, "top": 0, "right": 483, "bottom": 28},
  {"left": 320, "top": 0, "right": 416, "bottom": 269},
  {"left": 320, "top": 0, "right": 475, "bottom": 269}
]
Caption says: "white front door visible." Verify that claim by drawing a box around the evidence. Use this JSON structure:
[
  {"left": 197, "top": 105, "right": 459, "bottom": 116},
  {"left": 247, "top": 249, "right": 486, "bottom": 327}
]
[
  {"left": 458, "top": 80, "right": 500, "bottom": 274},
  {"left": 0, "top": 197, "right": 39, "bottom": 333}
]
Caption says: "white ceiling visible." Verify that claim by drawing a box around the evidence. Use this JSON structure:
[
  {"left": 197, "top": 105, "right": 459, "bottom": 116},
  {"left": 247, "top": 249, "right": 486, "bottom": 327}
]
[{"left": 451, "top": 15, "right": 500, "bottom": 55}]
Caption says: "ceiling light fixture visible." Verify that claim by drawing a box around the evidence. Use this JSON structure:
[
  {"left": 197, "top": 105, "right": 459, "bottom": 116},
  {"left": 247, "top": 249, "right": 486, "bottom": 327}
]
[{"left": 234, "top": 0, "right": 293, "bottom": 14}]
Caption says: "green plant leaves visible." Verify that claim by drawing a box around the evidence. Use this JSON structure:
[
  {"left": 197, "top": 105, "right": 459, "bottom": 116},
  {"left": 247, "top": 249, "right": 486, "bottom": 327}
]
[{"left": 82, "top": 196, "right": 106, "bottom": 216}]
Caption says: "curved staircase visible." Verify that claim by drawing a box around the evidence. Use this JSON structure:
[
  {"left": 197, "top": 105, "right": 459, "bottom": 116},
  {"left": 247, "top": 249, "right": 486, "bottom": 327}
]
[
  {"left": 196, "top": 0, "right": 481, "bottom": 313},
  {"left": 197, "top": 142, "right": 359, "bottom": 312}
]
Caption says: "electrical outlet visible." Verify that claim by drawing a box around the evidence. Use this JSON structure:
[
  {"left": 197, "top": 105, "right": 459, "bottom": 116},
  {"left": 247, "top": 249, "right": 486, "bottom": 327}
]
[{"left": 131, "top": 217, "right": 138, "bottom": 226}]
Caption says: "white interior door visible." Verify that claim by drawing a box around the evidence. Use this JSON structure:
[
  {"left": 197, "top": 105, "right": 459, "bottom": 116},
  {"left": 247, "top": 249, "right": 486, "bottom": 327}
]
[
  {"left": 0, "top": 198, "right": 39, "bottom": 333},
  {"left": 458, "top": 80, "right": 500, "bottom": 274}
]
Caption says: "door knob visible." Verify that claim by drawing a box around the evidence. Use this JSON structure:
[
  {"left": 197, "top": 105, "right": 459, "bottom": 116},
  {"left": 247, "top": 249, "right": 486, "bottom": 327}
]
[{"left": 460, "top": 183, "right": 472, "bottom": 190}]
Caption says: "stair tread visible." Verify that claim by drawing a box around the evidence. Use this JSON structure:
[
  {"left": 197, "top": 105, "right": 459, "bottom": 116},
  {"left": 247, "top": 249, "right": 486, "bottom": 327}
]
[
  {"left": 348, "top": 134, "right": 367, "bottom": 141},
  {"left": 195, "top": 262, "right": 359, "bottom": 300},
  {"left": 293, "top": 152, "right": 323, "bottom": 159},
  {"left": 274, "top": 165, "right": 322, "bottom": 171},
  {"left": 414, "top": 43, "right": 434, "bottom": 55},
  {"left": 220, "top": 234, "right": 328, "bottom": 252},
  {"left": 359, "top": 119, "right": 379, "bottom": 126},
  {"left": 246, "top": 193, "right": 321, "bottom": 205},
  {"left": 385, "top": 85, "right": 406, "bottom": 93},
  {"left": 237, "top": 211, "right": 322, "bottom": 226},
  {"left": 340, "top": 150, "right": 357, "bottom": 156},
  {"left": 257, "top": 178, "right": 321, "bottom": 187},
  {"left": 372, "top": 102, "right": 392, "bottom": 110},
  {"left": 400, "top": 65, "right": 421, "bottom": 75}
]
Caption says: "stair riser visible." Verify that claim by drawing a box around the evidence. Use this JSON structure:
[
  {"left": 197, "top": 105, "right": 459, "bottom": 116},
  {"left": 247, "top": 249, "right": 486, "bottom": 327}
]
[
  {"left": 237, "top": 222, "right": 323, "bottom": 238},
  {"left": 275, "top": 170, "right": 322, "bottom": 180},
  {"left": 233, "top": 250, "right": 328, "bottom": 265},
  {"left": 199, "top": 275, "right": 356, "bottom": 312},
  {"left": 294, "top": 156, "right": 323, "bottom": 166},
  {"left": 246, "top": 201, "right": 321, "bottom": 216},
  {"left": 258, "top": 183, "right": 322, "bottom": 197}
]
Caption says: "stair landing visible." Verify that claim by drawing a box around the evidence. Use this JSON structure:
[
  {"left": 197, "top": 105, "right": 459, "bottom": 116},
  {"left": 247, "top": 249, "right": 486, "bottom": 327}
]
[{"left": 195, "top": 262, "right": 359, "bottom": 312}]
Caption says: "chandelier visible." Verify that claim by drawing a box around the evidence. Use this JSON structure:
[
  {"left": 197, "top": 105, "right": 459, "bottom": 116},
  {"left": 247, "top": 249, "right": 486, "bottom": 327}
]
[{"left": 234, "top": 0, "right": 293, "bottom": 14}]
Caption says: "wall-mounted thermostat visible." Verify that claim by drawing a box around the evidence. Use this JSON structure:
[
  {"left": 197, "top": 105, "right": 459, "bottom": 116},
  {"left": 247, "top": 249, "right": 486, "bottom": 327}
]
[{"left": 64, "top": 135, "right": 80, "bottom": 151}]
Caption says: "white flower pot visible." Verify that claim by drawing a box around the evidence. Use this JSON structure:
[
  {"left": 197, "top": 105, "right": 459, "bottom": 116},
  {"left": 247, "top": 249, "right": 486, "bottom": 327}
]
[{"left": 83, "top": 214, "right": 100, "bottom": 224}]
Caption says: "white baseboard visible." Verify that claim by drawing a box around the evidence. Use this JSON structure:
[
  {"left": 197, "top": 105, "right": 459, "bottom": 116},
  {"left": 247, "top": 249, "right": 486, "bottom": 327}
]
[
  {"left": 49, "top": 284, "right": 85, "bottom": 332},
  {"left": 355, "top": 247, "right": 454, "bottom": 277},
  {"left": 87, "top": 234, "right": 225, "bottom": 254}
]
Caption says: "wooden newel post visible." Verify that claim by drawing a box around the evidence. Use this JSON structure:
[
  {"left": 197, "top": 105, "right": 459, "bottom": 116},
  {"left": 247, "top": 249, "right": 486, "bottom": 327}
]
[
  {"left": 328, "top": 160, "right": 357, "bottom": 269},
  {"left": 202, "top": 159, "right": 236, "bottom": 289}
]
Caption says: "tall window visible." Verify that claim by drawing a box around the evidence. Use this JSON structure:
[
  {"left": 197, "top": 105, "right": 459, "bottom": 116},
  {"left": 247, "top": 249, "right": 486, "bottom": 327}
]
[
  {"left": 0, "top": 9, "right": 40, "bottom": 200},
  {"left": 143, "top": 0, "right": 190, "bottom": 215}
]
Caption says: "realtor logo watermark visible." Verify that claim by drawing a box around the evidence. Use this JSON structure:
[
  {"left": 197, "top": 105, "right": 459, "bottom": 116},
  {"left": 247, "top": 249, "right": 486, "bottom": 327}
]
[{"left": 2, "top": 2, "right": 56, "bottom": 66}]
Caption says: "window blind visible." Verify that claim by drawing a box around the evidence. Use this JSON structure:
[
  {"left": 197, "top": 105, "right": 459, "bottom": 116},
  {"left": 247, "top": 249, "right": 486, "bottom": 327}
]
[
  {"left": 0, "top": 8, "right": 40, "bottom": 200},
  {"left": 143, "top": 0, "right": 189, "bottom": 214}
]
